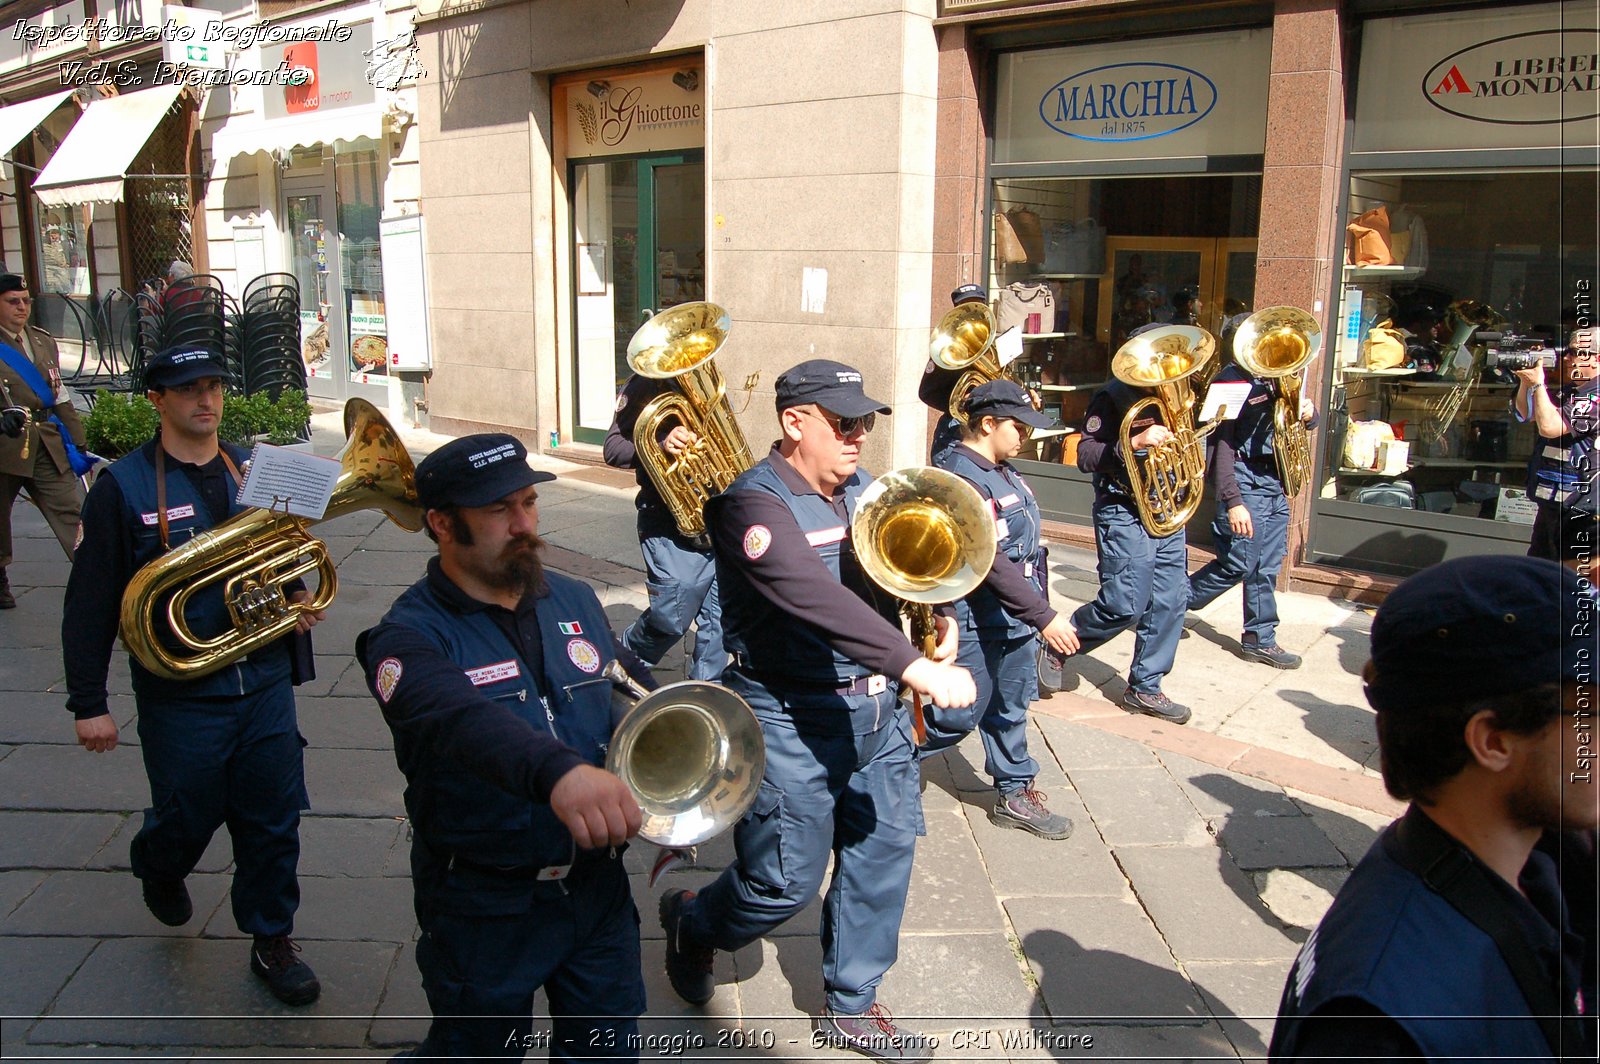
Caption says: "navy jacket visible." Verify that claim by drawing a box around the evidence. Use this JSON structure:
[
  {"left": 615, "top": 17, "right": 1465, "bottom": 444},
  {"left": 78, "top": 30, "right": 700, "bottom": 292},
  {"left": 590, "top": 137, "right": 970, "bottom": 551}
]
[{"left": 936, "top": 443, "right": 1054, "bottom": 638}]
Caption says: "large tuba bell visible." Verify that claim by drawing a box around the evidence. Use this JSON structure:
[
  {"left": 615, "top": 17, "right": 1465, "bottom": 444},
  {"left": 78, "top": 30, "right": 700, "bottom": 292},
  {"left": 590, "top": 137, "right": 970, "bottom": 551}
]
[
  {"left": 1232, "top": 307, "right": 1321, "bottom": 497},
  {"left": 929, "top": 302, "right": 1044, "bottom": 420},
  {"left": 1110, "top": 324, "right": 1220, "bottom": 537},
  {"left": 602, "top": 660, "right": 765, "bottom": 847},
  {"left": 851, "top": 466, "right": 995, "bottom": 743},
  {"left": 627, "top": 302, "right": 754, "bottom": 538},
  {"left": 120, "top": 398, "right": 421, "bottom": 680}
]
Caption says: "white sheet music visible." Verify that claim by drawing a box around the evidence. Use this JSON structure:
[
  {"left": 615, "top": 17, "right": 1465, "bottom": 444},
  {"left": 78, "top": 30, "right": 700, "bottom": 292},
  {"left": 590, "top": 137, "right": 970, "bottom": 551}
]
[
  {"left": 235, "top": 444, "right": 340, "bottom": 519},
  {"left": 995, "top": 326, "right": 1025, "bottom": 368},
  {"left": 1199, "top": 381, "right": 1252, "bottom": 423}
]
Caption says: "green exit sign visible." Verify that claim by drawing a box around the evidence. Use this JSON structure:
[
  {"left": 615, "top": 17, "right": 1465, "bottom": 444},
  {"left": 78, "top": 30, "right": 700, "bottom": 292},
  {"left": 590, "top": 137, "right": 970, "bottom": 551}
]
[{"left": 186, "top": 44, "right": 209, "bottom": 63}]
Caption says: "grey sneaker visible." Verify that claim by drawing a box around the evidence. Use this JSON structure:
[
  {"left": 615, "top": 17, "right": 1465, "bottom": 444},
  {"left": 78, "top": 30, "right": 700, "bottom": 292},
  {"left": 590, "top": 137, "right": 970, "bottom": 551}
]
[
  {"left": 816, "top": 1004, "right": 934, "bottom": 1063},
  {"left": 1239, "top": 641, "right": 1302, "bottom": 669},
  {"left": 1121, "top": 688, "right": 1192, "bottom": 725},
  {"left": 991, "top": 786, "right": 1074, "bottom": 840}
]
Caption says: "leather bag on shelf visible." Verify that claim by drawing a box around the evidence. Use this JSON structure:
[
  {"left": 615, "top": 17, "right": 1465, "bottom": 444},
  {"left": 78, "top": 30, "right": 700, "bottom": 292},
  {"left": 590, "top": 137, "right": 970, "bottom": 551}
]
[{"left": 1346, "top": 205, "right": 1395, "bottom": 266}]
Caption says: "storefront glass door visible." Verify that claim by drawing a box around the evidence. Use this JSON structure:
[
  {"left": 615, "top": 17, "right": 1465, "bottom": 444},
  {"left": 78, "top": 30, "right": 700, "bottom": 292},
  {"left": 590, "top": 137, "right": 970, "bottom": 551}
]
[{"left": 570, "top": 151, "right": 705, "bottom": 444}]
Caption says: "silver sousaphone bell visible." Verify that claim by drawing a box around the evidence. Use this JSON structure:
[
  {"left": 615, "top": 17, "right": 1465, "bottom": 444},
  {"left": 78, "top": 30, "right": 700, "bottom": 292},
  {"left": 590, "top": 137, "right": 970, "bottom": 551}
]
[{"left": 602, "top": 661, "right": 766, "bottom": 847}]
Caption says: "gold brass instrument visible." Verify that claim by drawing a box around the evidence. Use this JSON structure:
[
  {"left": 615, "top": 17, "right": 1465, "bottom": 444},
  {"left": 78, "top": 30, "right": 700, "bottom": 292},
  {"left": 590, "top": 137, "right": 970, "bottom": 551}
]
[
  {"left": 851, "top": 466, "right": 996, "bottom": 744},
  {"left": 627, "top": 302, "right": 754, "bottom": 538},
  {"left": 1232, "top": 307, "right": 1321, "bottom": 497},
  {"left": 1110, "top": 324, "right": 1220, "bottom": 537},
  {"left": 120, "top": 398, "right": 422, "bottom": 680},
  {"left": 602, "top": 660, "right": 765, "bottom": 847},
  {"left": 929, "top": 302, "right": 1045, "bottom": 420}
]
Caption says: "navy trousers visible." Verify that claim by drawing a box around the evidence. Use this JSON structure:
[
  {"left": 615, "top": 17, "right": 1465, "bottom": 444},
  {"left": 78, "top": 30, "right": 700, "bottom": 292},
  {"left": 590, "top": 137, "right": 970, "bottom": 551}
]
[
  {"left": 684, "top": 685, "right": 921, "bottom": 1014},
  {"left": 623, "top": 528, "right": 725, "bottom": 681},
  {"left": 919, "top": 617, "right": 1039, "bottom": 795},
  {"left": 1187, "top": 463, "right": 1290, "bottom": 645},
  {"left": 1070, "top": 500, "right": 1188, "bottom": 694},
  {"left": 131, "top": 681, "right": 306, "bottom": 936}
]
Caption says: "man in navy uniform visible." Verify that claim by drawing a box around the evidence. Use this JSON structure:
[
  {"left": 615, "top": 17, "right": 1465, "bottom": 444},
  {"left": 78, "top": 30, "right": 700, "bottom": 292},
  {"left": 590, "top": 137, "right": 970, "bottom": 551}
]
[
  {"left": 62, "top": 347, "right": 322, "bottom": 1006},
  {"left": 605, "top": 375, "right": 726, "bottom": 680},
  {"left": 658, "top": 360, "right": 975, "bottom": 1063},
  {"left": 1514, "top": 326, "right": 1599, "bottom": 561},
  {"left": 1270, "top": 556, "right": 1596, "bottom": 1060},
  {"left": 923, "top": 379, "right": 1079, "bottom": 838},
  {"left": 1068, "top": 338, "right": 1194, "bottom": 725},
  {"left": 920, "top": 283, "right": 991, "bottom": 465},
  {"left": 359, "top": 434, "right": 649, "bottom": 1060},
  {"left": 1187, "top": 318, "right": 1318, "bottom": 669}
]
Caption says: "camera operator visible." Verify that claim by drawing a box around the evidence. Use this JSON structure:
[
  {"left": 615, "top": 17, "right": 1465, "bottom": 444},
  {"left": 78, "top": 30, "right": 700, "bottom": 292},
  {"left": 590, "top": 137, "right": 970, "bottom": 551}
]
[{"left": 1512, "top": 326, "right": 1599, "bottom": 560}]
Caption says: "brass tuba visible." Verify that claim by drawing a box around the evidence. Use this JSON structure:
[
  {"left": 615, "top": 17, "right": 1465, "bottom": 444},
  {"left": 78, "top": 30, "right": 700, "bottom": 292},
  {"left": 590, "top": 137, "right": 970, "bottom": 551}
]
[
  {"left": 930, "top": 302, "right": 1001, "bottom": 420},
  {"left": 120, "top": 398, "right": 421, "bottom": 680},
  {"left": 851, "top": 466, "right": 995, "bottom": 743},
  {"left": 627, "top": 302, "right": 754, "bottom": 538},
  {"left": 1110, "top": 325, "right": 1220, "bottom": 537},
  {"left": 602, "top": 660, "right": 765, "bottom": 847},
  {"left": 1232, "top": 307, "right": 1321, "bottom": 497}
]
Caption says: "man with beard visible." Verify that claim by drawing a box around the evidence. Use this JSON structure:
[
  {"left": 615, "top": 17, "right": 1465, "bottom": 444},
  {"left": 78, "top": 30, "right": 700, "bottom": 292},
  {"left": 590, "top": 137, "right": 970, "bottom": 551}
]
[
  {"left": 1269, "top": 556, "right": 1598, "bottom": 1061},
  {"left": 1514, "top": 326, "right": 1599, "bottom": 560},
  {"left": 358, "top": 434, "right": 650, "bottom": 1060}
]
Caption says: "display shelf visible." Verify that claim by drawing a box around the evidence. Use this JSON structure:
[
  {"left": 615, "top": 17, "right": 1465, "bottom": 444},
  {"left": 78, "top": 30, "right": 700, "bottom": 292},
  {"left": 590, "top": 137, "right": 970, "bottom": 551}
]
[
  {"left": 1340, "top": 367, "right": 1417, "bottom": 379},
  {"left": 1020, "top": 332, "right": 1066, "bottom": 340},
  {"left": 1037, "top": 380, "right": 1108, "bottom": 394},
  {"left": 1338, "top": 465, "right": 1412, "bottom": 476},
  {"left": 1411, "top": 458, "right": 1524, "bottom": 469},
  {"left": 1342, "top": 264, "right": 1426, "bottom": 281},
  {"left": 1030, "top": 273, "right": 1103, "bottom": 280}
]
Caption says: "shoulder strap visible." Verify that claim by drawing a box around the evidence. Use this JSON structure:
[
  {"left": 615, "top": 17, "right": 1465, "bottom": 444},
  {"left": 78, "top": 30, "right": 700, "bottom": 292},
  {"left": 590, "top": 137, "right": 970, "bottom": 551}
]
[
  {"left": 1386, "top": 809, "right": 1582, "bottom": 1056},
  {"left": 0, "top": 340, "right": 56, "bottom": 406}
]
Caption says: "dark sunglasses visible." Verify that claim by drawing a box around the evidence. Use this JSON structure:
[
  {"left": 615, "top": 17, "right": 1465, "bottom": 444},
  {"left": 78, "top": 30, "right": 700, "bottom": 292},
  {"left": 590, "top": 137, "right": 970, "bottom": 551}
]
[{"left": 799, "top": 407, "right": 875, "bottom": 437}]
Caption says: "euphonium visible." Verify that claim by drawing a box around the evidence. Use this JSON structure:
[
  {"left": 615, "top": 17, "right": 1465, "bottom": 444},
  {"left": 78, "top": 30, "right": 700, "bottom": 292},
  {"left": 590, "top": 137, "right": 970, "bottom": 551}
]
[
  {"left": 1110, "top": 325, "right": 1219, "bottom": 537},
  {"left": 928, "top": 302, "right": 1044, "bottom": 420},
  {"left": 1232, "top": 307, "right": 1321, "bottom": 497},
  {"left": 627, "top": 302, "right": 754, "bottom": 538},
  {"left": 120, "top": 398, "right": 421, "bottom": 680},
  {"left": 601, "top": 659, "right": 764, "bottom": 847},
  {"left": 851, "top": 466, "right": 995, "bottom": 743}
]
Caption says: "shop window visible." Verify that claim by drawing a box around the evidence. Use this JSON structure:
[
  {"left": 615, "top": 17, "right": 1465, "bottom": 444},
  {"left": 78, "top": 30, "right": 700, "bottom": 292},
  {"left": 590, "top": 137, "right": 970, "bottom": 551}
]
[
  {"left": 988, "top": 174, "right": 1260, "bottom": 470},
  {"left": 335, "top": 143, "right": 386, "bottom": 382},
  {"left": 1326, "top": 169, "right": 1599, "bottom": 528}
]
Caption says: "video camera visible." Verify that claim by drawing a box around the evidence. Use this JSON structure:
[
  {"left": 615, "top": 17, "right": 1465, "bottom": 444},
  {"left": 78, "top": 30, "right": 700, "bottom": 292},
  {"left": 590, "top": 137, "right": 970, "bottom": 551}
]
[{"left": 1480, "top": 332, "right": 1557, "bottom": 371}]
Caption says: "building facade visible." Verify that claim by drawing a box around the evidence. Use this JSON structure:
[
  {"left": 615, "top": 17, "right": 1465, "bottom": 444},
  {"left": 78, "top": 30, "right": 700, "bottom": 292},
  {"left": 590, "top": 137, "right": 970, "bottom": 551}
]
[{"left": 408, "top": 0, "right": 1597, "bottom": 590}]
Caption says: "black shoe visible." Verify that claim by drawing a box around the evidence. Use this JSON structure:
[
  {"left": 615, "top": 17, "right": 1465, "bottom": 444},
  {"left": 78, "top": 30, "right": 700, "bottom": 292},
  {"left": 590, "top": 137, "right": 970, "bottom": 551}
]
[
  {"left": 816, "top": 1004, "right": 934, "bottom": 1063},
  {"left": 0, "top": 568, "right": 14, "bottom": 610},
  {"left": 991, "top": 786, "right": 1074, "bottom": 840},
  {"left": 1239, "top": 641, "right": 1302, "bottom": 669},
  {"left": 251, "top": 935, "right": 321, "bottom": 1006},
  {"left": 659, "top": 889, "right": 715, "bottom": 1004},
  {"left": 140, "top": 877, "right": 192, "bottom": 926},
  {"left": 1121, "top": 689, "right": 1192, "bottom": 725}
]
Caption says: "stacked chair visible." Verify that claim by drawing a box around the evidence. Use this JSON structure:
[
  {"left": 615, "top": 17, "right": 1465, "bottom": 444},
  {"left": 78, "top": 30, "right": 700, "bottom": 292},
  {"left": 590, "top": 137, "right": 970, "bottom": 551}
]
[{"left": 238, "top": 273, "right": 307, "bottom": 400}]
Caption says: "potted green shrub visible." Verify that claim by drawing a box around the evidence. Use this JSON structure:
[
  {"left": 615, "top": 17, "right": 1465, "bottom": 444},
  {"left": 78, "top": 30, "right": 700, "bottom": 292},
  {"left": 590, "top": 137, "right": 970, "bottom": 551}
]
[{"left": 83, "top": 388, "right": 313, "bottom": 459}]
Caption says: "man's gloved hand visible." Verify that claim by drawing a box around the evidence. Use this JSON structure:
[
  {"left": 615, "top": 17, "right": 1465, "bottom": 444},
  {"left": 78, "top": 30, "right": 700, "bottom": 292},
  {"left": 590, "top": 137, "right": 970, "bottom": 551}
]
[{"left": 0, "top": 407, "right": 25, "bottom": 439}]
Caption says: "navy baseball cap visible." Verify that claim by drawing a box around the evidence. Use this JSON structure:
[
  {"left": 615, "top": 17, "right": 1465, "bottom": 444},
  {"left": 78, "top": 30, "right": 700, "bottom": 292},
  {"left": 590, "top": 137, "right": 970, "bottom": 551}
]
[
  {"left": 951, "top": 284, "right": 988, "bottom": 306},
  {"left": 1364, "top": 556, "right": 1590, "bottom": 712},
  {"left": 144, "top": 347, "right": 229, "bottom": 389},
  {"left": 415, "top": 433, "right": 555, "bottom": 510},
  {"left": 774, "top": 359, "right": 891, "bottom": 418},
  {"left": 963, "top": 379, "right": 1056, "bottom": 429}
]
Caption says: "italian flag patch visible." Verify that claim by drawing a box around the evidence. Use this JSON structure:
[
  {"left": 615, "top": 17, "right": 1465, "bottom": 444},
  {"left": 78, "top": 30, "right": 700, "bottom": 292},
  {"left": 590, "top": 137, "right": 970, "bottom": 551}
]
[{"left": 558, "top": 621, "right": 584, "bottom": 635}]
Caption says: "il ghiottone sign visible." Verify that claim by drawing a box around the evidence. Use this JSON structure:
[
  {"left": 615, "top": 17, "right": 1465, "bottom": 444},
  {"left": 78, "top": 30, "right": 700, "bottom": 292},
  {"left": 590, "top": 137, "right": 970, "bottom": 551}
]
[
  {"left": 1353, "top": 2, "right": 1599, "bottom": 153},
  {"left": 995, "top": 28, "right": 1270, "bottom": 165},
  {"left": 1039, "top": 62, "right": 1218, "bottom": 142},
  {"left": 1424, "top": 30, "right": 1600, "bottom": 124}
]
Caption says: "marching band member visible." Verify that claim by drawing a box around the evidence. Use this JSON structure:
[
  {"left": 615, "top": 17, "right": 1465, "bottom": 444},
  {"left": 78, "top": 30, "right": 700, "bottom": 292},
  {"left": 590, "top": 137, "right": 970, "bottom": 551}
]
[
  {"left": 61, "top": 347, "right": 322, "bottom": 1005},
  {"left": 1069, "top": 347, "right": 1193, "bottom": 725},
  {"left": 920, "top": 284, "right": 991, "bottom": 465},
  {"left": 1187, "top": 319, "right": 1317, "bottom": 669},
  {"left": 922, "top": 379, "right": 1079, "bottom": 838},
  {"left": 605, "top": 373, "right": 726, "bottom": 680},
  {"left": 358, "top": 434, "right": 652, "bottom": 1060},
  {"left": 658, "top": 360, "right": 973, "bottom": 1063}
]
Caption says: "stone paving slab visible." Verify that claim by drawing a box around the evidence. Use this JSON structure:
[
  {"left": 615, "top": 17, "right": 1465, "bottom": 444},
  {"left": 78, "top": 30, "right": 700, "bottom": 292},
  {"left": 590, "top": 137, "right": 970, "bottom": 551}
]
[
  {"left": 0, "top": 745, "right": 152, "bottom": 812},
  {"left": 199, "top": 873, "right": 414, "bottom": 943},
  {"left": 1032, "top": 714, "right": 1162, "bottom": 772},
  {"left": 1213, "top": 807, "right": 1349, "bottom": 872},
  {"left": 0, "top": 811, "right": 124, "bottom": 869},
  {"left": 901, "top": 808, "right": 1006, "bottom": 934},
  {"left": 1286, "top": 787, "right": 1390, "bottom": 866},
  {"left": 0, "top": 868, "right": 47, "bottom": 918},
  {"left": 1153, "top": 749, "right": 1302, "bottom": 819},
  {"left": 0, "top": 934, "right": 95, "bottom": 1030},
  {"left": 1253, "top": 866, "right": 1349, "bottom": 931},
  {"left": 963, "top": 788, "right": 1131, "bottom": 901},
  {"left": 1005, "top": 896, "right": 1207, "bottom": 1025},
  {"left": 1186, "top": 958, "right": 1296, "bottom": 1058},
  {"left": 296, "top": 816, "right": 408, "bottom": 878},
  {"left": 298, "top": 697, "right": 392, "bottom": 750},
  {"left": 302, "top": 749, "right": 406, "bottom": 818},
  {"left": 0, "top": 694, "right": 106, "bottom": 745},
  {"left": 0, "top": 650, "right": 68, "bottom": 692},
  {"left": 1218, "top": 682, "right": 1380, "bottom": 773},
  {"left": 879, "top": 931, "right": 1039, "bottom": 1035},
  {"left": 1063, "top": 766, "right": 1211, "bottom": 848},
  {"left": 1113, "top": 847, "right": 1302, "bottom": 963},
  {"left": 1, "top": 870, "right": 232, "bottom": 939},
  {"left": 28, "top": 937, "right": 400, "bottom": 1048},
  {"left": 367, "top": 938, "right": 431, "bottom": 1049}
]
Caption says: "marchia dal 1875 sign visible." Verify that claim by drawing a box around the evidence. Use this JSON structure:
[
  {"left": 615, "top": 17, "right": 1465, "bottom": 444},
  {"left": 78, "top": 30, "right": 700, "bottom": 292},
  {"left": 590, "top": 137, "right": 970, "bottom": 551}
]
[
  {"left": 1039, "top": 62, "right": 1218, "bottom": 142},
  {"left": 1424, "top": 29, "right": 1600, "bottom": 124}
]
